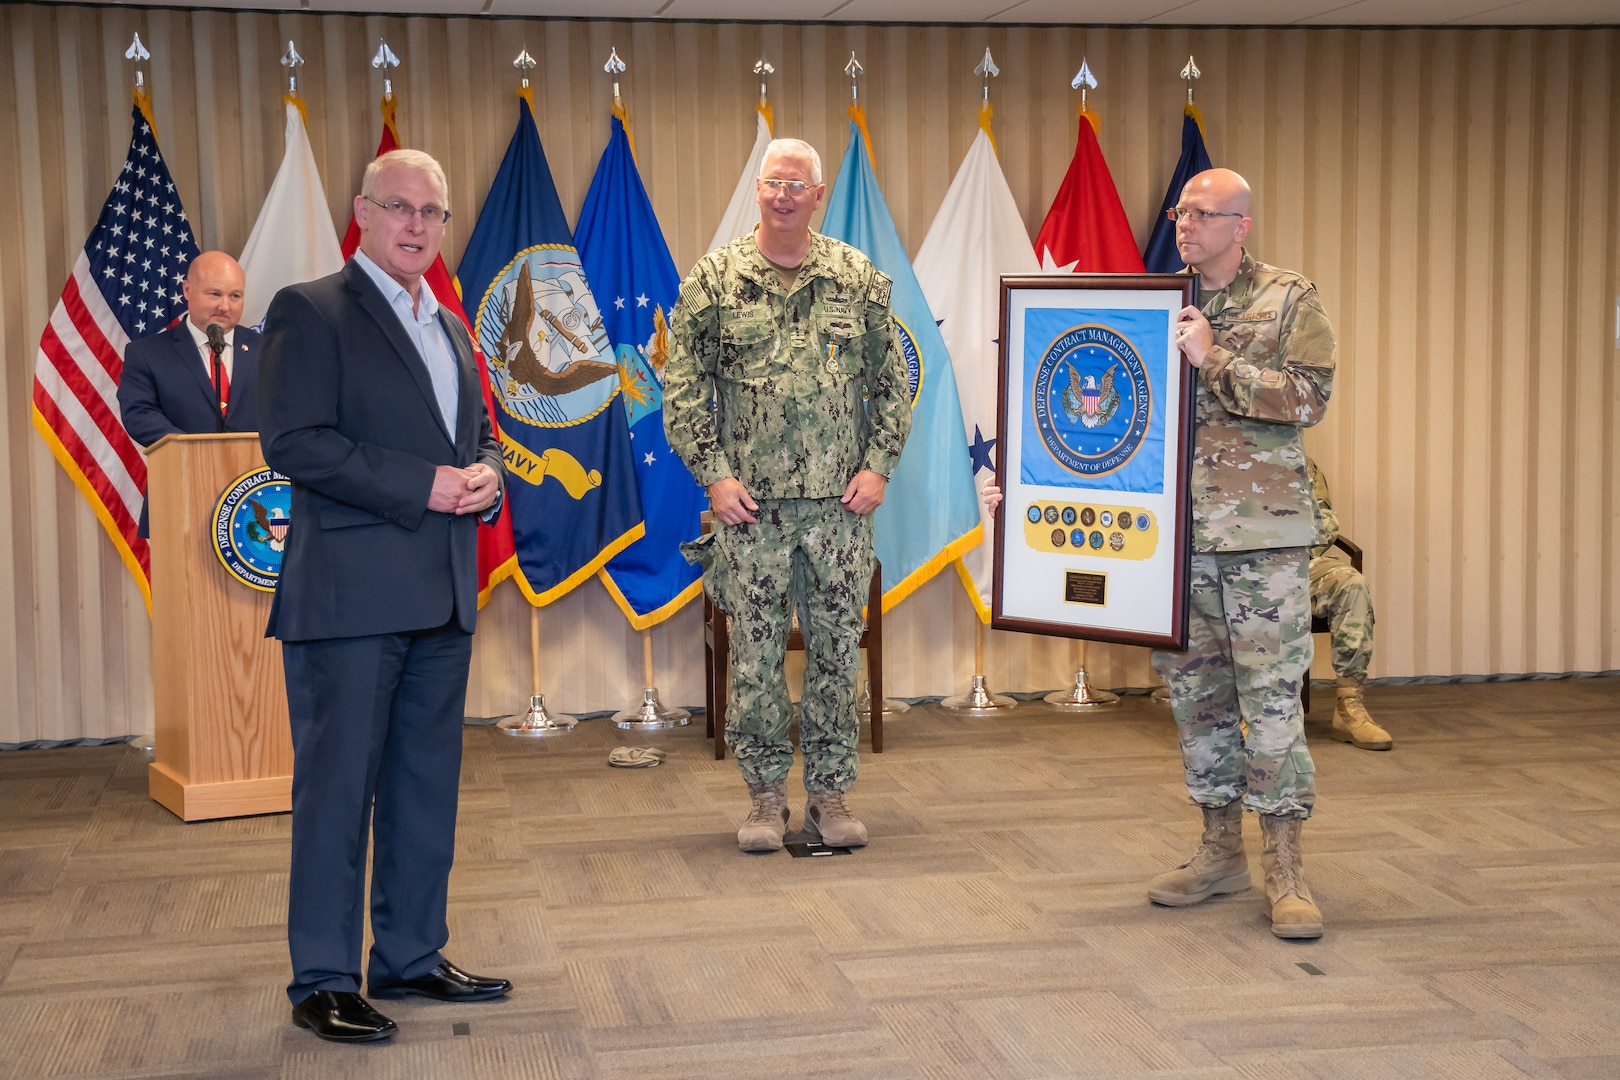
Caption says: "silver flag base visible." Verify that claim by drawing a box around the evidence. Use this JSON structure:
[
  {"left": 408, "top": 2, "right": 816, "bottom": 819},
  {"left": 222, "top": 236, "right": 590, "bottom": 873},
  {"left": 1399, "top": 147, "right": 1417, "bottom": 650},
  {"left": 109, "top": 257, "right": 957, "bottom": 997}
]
[
  {"left": 613, "top": 687, "right": 691, "bottom": 730},
  {"left": 1150, "top": 686, "right": 1172, "bottom": 705},
  {"left": 941, "top": 674, "right": 1017, "bottom": 713},
  {"left": 498, "top": 694, "right": 578, "bottom": 737},
  {"left": 1045, "top": 667, "right": 1120, "bottom": 708},
  {"left": 857, "top": 679, "right": 911, "bottom": 720}
]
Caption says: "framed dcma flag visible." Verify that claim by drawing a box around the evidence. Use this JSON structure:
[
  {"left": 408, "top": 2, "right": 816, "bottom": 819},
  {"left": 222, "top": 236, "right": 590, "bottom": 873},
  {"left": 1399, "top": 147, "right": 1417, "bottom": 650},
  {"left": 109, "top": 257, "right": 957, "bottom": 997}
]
[{"left": 992, "top": 275, "right": 1197, "bottom": 650}]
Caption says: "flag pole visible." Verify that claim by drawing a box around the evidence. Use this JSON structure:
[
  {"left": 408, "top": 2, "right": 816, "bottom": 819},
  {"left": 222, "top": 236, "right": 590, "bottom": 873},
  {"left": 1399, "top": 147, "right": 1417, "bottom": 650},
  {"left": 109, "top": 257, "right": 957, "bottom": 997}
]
[
  {"left": 941, "top": 618, "right": 1015, "bottom": 713},
  {"left": 1072, "top": 57, "right": 1098, "bottom": 131},
  {"left": 1151, "top": 55, "right": 1201, "bottom": 711},
  {"left": 615, "top": 629, "right": 691, "bottom": 730},
  {"left": 498, "top": 600, "right": 579, "bottom": 738},
  {"left": 594, "top": 44, "right": 688, "bottom": 732},
  {"left": 494, "top": 44, "right": 579, "bottom": 738},
  {"left": 754, "top": 55, "right": 775, "bottom": 135},
  {"left": 124, "top": 30, "right": 159, "bottom": 758},
  {"left": 941, "top": 47, "right": 1015, "bottom": 717},
  {"left": 1046, "top": 638, "right": 1121, "bottom": 708},
  {"left": 1034, "top": 58, "right": 1121, "bottom": 711}
]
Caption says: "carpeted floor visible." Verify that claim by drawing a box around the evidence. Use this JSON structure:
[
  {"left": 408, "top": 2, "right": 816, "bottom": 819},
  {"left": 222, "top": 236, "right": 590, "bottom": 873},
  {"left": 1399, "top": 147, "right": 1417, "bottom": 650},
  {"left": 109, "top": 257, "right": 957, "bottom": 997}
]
[{"left": 2, "top": 677, "right": 1618, "bottom": 1079}]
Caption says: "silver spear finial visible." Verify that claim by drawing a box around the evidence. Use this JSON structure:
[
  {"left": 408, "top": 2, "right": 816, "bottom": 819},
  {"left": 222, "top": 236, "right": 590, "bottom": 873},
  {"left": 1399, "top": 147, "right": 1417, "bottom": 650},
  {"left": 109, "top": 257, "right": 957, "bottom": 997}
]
[
  {"left": 754, "top": 55, "right": 774, "bottom": 99},
  {"left": 513, "top": 47, "right": 536, "bottom": 90},
  {"left": 604, "top": 46, "right": 625, "bottom": 102},
  {"left": 1181, "top": 55, "right": 1201, "bottom": 104},
  {"left": 125, "top": 33, "right": 150, "bottom": 90},
  {"left": 1072, "top": 58, "right": 1096, "bottom": 113},
  {"left": 371, "top": 39, "right": 400, "bottom": 98},
  {"left": 975, "top": 47, "right": 1000, "bottom": 102},
  {"left": 280, "top": 41, "right": 305, "bottom": 95},
  {"left": 844, "top": 52, "right": 863, "bottom": 102}
]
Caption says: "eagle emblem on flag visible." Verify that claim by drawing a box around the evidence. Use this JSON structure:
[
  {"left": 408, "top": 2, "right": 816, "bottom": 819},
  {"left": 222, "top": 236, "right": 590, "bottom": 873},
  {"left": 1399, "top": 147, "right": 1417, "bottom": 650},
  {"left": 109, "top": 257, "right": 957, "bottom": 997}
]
[{"left": 1062, "top": 359, "right": 1120, "bottom": 428}]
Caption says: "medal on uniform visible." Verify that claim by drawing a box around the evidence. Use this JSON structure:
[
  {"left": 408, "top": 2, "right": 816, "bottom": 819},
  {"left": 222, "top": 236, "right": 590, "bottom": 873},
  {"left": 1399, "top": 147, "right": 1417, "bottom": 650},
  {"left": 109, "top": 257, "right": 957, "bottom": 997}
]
[{"left": 824, "top": 341, "right": 841, "bottom": 373}]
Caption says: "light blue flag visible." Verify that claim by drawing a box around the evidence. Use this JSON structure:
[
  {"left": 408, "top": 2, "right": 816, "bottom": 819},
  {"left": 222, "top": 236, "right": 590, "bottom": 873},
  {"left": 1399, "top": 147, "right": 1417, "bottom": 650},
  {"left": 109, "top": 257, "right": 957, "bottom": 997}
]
[
  {"left": 576, "top": 113, "right": 706, "bottom": 628},
  {"left": 822, "top": 112, "right": 982, "bottom": 610}
]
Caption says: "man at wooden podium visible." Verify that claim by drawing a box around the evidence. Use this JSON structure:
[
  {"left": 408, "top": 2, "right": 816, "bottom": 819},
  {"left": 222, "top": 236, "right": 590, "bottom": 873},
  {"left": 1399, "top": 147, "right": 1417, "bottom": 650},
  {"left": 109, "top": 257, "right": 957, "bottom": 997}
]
[
  {"left": 116, "top": 250, "right": 260, "bottom": 537},
  {"left": 258, "top": 148, "right": 508, "bottom": 1043}
]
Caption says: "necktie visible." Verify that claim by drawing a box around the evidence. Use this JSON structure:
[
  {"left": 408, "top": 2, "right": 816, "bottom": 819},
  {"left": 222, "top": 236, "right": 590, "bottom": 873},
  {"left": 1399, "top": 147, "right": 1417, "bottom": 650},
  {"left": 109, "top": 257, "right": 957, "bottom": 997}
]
[{"left": 205, "top": 342, "right": 230, "bottom": 414}]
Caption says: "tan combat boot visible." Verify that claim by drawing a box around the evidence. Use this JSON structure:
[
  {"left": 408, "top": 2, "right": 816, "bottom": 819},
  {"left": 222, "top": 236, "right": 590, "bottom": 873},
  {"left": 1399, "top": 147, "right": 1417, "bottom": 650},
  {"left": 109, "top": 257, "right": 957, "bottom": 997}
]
[
  {"left": 804, "top": 791, "right": 868, "bottom": 847},
  {"left": 1258, "top": 813, "right": 1323, "bottom": 939},
  {"left": 1147, "top": 801, "right": 1250, "bottom": 906},
  {"left": 1331, "top": 679, "right": 1393, "bottom": 750},
  {"left": 737, "top": 781, "right": 789, "bottom": 853}
]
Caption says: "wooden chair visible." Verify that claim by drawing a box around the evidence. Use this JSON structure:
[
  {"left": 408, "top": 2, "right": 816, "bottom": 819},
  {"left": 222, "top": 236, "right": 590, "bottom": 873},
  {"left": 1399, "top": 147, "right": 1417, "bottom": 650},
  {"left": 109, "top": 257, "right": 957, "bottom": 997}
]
[
  {"left": 702, "top": 554, "right": 884, "bottom": 761},
  {"left": 1304, "top": 534, "right": 1363, "bottom": 714}
]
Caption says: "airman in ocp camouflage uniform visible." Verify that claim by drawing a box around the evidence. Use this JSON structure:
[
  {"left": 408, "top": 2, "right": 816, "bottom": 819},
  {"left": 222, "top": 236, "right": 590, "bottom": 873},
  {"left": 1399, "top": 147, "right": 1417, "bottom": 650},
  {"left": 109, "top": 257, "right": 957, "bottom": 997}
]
[
  {"left": 1146, "top": 168, "right": 1335, "bottom": 940},
  {"left": 1308, "top": 457, "right": 1393, "bottom": 750},
  {"left": 664, "top": 137, "right": 911, "bottom": 854}
]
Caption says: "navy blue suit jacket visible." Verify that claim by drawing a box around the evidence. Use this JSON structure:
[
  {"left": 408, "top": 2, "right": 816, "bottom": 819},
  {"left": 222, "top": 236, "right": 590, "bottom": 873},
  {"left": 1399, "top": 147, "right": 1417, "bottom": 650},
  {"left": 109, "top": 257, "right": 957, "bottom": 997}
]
[
  {"left": 118, "top": 322, "right": 261, "bottom": 537},
  {"left": 258, "top": 260, "right": 505, "bottom": 643}
]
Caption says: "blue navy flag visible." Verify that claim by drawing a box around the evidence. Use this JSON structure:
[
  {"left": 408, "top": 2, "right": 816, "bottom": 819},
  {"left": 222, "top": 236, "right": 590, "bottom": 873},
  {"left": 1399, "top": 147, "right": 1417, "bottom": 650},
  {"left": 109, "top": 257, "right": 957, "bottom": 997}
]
[
  {"left": 576, "top": 113, "right": 705, "bottom": 628},
  {"left": 1142, "top": 103, "right": 1215, "bottom": 273},
  {"left": 454, "top": 91, "right": 643, "bottom": 605},
  {"left": 822, "top": 106, "right": 982, "bottom": 611}
]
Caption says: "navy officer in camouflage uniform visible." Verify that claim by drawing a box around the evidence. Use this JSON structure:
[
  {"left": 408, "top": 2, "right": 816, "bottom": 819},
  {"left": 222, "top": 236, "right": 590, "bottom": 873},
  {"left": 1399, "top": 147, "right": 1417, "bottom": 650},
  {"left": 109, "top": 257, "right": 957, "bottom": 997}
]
[
  {"left": 664, "top": 138, "right": 912, "bottom": 853},
  {"left": 1145, "top": 168, "right": 1337, "bottom": 939}
]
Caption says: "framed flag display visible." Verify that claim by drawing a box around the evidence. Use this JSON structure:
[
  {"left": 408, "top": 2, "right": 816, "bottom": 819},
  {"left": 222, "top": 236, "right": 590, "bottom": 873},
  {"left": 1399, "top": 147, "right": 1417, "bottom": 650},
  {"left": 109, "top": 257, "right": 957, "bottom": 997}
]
[{"left": 992, "top": 275, "right": 1198, "bottom": 650}]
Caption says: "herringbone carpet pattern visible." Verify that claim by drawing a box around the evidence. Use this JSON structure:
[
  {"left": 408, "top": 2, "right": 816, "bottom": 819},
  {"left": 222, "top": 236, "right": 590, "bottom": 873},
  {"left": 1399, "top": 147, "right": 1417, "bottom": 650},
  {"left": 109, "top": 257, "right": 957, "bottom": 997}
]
[{"left": 2, "top": 678, "right": 1617, "bottom": 1079}]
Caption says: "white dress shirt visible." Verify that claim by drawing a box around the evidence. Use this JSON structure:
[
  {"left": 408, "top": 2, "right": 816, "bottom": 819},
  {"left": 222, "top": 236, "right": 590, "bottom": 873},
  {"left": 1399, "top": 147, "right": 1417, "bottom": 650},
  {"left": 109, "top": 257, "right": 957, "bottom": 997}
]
[{"left": 185, "top": 318, "right": 235, "bottom": 383}]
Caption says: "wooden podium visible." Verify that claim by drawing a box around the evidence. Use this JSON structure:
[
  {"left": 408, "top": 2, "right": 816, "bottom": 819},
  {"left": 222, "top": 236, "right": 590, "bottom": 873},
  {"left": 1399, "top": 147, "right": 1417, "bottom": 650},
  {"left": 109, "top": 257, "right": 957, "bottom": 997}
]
[{"left": 146, "top": 433, "right": 293, "bottom": 821}]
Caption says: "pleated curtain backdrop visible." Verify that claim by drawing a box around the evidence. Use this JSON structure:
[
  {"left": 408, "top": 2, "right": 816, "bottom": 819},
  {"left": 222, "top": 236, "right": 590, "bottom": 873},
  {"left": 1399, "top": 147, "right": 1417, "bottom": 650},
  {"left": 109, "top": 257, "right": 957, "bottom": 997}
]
[{"left": 2, "top": 4, "right": 1616, "bottom": 742}]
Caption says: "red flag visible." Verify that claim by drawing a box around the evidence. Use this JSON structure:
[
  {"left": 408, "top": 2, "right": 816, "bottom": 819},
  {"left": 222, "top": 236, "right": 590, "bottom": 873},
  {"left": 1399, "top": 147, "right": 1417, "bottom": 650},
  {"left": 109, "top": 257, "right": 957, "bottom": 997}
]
[
  {"left": 1033, "top": 110, "right": 1146, "bottom": 274},
  {"left": 32, "top": 90, "right": 202, "bottom": 609},
  {"left": 343, "top": 95, "right": 517, "bottom": 605}
]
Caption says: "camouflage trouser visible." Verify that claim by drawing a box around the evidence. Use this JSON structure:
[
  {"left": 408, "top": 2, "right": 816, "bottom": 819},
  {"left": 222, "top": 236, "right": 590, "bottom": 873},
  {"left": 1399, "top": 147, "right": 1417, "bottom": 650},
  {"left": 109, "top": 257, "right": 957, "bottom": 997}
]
[
  {"left": 1151, "top": 548, "right": 1316, "bottom": 818},
  {"left": 1310, "top": 556, "right": 1374, "bottom": 683},
  {"left": 686, "top": 497, "right": 872, "bottom": 792}
]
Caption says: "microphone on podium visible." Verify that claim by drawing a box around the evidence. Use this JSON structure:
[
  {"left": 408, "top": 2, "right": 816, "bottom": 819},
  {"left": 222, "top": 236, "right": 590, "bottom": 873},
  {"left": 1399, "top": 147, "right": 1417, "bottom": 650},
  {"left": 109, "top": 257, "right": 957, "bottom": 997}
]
[{"left": 205, "top": 323, "right": 227, "bottom": 432}]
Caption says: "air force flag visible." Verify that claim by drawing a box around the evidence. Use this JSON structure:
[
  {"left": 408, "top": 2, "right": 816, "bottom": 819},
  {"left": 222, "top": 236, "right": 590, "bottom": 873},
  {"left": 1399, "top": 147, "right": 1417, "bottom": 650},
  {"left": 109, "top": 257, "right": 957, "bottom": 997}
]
[{"left": 576, "top": 113, "right": 706, "bottom": 628}]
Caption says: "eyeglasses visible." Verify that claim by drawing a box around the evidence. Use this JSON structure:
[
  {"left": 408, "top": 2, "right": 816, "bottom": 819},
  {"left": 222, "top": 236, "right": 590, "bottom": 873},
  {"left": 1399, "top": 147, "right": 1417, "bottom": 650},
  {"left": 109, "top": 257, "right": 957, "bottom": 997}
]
[
  {"left": 758, "top": 178, "right": 815, "bottom": 198},
  {"left": 1167, "top": 206, "right": 1243, "bottom": 224},
  {"left": 364, "top": 196, "right": 452, "bottom": 226}
]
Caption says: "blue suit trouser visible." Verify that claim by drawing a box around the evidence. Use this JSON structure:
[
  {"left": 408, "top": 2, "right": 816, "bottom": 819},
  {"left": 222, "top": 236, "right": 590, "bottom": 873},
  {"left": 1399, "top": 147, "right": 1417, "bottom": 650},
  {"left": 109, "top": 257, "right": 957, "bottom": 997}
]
[{"left": 281, "top": 622, "right": 472, "bottom": 1004}]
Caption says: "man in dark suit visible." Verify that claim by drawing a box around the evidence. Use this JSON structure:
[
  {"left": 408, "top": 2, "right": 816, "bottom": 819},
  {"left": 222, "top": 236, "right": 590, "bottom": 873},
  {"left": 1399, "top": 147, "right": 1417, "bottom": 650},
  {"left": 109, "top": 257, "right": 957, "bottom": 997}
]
[
  {"left": 117, "top": 250, "right": 260, "bottom": 536},
  {"left": 259, "top": 148, "right": 510, "bottom": 1044}
]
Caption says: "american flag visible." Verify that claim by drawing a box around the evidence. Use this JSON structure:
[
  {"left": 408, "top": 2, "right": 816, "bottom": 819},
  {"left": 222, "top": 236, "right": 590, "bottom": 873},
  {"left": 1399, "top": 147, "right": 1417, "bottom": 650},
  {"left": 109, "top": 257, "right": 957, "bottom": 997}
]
[{"left": 31, "top": 95, "right": 200, "bottom": 606}]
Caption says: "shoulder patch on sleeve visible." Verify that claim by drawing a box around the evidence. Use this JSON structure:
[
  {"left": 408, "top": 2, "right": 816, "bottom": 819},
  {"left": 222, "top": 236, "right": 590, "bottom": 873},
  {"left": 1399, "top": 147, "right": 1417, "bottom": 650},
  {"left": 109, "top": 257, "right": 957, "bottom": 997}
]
[{"left": 867, "top": 271, "right": 892, "bottom": 309}]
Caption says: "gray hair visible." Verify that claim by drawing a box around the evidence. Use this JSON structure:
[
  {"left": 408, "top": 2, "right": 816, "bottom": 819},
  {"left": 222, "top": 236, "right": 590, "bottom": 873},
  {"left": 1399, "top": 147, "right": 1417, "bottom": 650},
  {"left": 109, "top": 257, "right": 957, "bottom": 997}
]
[
  {"left": 362, "top": 148, "right": 449, "bottom": 206},
  {"left": 759, "top": 138, "right": 823, "bottom": 185}
]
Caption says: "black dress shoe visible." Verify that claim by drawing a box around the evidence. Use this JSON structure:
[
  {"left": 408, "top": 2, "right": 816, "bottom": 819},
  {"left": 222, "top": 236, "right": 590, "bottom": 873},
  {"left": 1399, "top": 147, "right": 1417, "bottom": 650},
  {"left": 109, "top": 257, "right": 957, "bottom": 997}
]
[
  {"left": 291, "top": 990, "right": 398, "bottom": 1043},
  {"left": 370, "top": 960, "right": 512, "bottom": 1002}
]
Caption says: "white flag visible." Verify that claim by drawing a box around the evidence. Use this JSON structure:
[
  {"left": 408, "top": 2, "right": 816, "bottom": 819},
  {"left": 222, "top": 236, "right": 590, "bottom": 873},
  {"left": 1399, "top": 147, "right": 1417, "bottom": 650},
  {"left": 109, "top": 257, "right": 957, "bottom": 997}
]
[
  {"left": 239, "top": 99, "right": 343, "bottom": 329},
  {"left": 913, "top": 123, "right": 1039, "bottom": 621},
  {"left": 704, "top": 107, "right": 772, "bottom": 257}
]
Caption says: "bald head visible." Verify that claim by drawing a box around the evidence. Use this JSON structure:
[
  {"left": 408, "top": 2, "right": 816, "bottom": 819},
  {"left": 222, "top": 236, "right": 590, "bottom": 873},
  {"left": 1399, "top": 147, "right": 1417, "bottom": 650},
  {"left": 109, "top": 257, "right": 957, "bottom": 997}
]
[
  {"left": 1182, "top": 168, "right": 1252, "bottom": 216},
  {"left": 1174, "top": 168, "right": 1254, "bottom": 290},
  {"left": 183, "top": 251, "right": 247, "bottom": 334}
]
